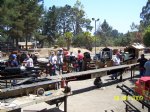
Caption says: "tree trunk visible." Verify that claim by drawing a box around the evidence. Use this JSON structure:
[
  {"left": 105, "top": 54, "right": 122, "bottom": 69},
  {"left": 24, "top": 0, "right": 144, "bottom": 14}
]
[
  {"left": 26, "top": 36, "right": 28, "bottom": 51},
  {"left": 67, "top": 39, "right": 70, "bottom": 50},
  {"left": 15, "top": 37, "right": 18, "bottom": 50}
]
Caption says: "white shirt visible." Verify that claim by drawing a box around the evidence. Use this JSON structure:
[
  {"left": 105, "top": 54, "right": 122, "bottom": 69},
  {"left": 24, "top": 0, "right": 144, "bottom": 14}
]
[
  {"left": 24, "top": 58, "right": 34, "bottom": 67},
  {"left": 113, "top": 55, "right": 120, "bottom": 66},
  {"left": 57, "top": 55, "right": 63, "bottom": 64},
  {"left": 49, "top": 55, "right": 57, "bottom": 65},
  {"left": 57, "top": 51, "right": 63, "bottom": 64}
]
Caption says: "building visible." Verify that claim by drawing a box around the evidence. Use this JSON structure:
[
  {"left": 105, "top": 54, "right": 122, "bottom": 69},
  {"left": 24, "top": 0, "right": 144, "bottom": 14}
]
[{"left": 18, "top": 42, "right": 33, "bottom": 49}]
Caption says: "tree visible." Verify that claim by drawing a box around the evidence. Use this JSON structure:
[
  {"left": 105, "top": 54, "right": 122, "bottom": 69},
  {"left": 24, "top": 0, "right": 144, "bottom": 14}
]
[
  {"left": 0, "top": 0, "right": 21, "bottom": 45},
  {"left": 111, "top": 29, "right": 119, "bottom": 38},
  {"left": 83, "top": 32, "right": 94, "bottom": 51},
  {"left": 43, "top": 1, "right": 93, "bottom": 47},
  {"left": 72, "top": 0, "right": 92, "bottom": 34},
  {"left": 72, "top": 32, "right": 94, "bottom": 51},
  {"left": 143, "top": 31, "right": 150, "bottom": 47},
  {"left": 43, "top": 5, "right": 58, "bottom": 45},
  {"left": 20, "top": 0, "right": 44, "bottom": 50},
  {"left": 56, "top": 36, "right": 66, "bottom": 47},
  {"left": 140, "top": 1, "right": 150, "bottom": 26},
  {"left": 143, "top": 25, "right": 150, "bottom": 46},
  {"left": 97, "top": 20, "right": 112, "bottom": 46},
  {"left": 0, "top": 0, "right": 44, "bottom": 49},
  {"left": 130, "top": 22, "right": 139, "bottom": 31},
  {"left": 64, "top": 32, "right": 73, "bottom": 50}
]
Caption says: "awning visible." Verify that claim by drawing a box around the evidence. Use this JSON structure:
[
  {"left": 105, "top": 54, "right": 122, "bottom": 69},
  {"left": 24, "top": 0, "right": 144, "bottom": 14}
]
[
  {"left": 18, "top": 42, "right": 33, "bottom": 46},
  {"left": 131, "top": 43, "right": 145, "bottom": 50}
]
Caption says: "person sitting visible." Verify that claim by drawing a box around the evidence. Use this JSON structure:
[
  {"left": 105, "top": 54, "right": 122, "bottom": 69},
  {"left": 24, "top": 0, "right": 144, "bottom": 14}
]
[
  {"left": 10, "top": 54, "right": 19, "bottom": 67},
  {"left": 23, "top": 54, "right": 34, "bottom": 67}
]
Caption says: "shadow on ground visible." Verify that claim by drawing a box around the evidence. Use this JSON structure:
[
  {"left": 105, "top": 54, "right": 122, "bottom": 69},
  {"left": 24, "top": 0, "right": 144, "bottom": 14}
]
[
  {"left": 23, "top": 108, "right": 64, "bottom": 112},
  {"left": 71, "top": 74, "right": 141, "bottom": 96}
]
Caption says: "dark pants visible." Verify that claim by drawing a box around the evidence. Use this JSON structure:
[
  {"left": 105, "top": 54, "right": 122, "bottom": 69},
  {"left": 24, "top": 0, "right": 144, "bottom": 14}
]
[
  {"left": 58, "top": 64, "right": 63, "bottom": 74},
  {"left": 49, "top": 64, "right": 56, "bottom": 76},
  {"left": 139, "top": 68, "right": 145, "bottom": 77},
  {"left": 78, "top": 60, "right": 83, "bottom": 71}
]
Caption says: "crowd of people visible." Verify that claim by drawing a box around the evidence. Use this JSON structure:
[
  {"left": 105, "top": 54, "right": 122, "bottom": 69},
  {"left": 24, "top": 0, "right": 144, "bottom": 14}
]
[
  {"left": 2, "top": 48, "right": 150, "bottom": 78},
  {"left": 110, "top": 50, "right": 150, "bottom": 79},
  {"left": 6, "top": 52, "right": 37, "bottom": 68},
  {"left": 47, "top": 48, "right": 85, "bottom": 76}
]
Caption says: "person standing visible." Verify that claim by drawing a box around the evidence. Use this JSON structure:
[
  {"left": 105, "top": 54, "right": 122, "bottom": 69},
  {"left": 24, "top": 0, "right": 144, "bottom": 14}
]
[
  {"left": 57, "top": 48, "right": 64, "bottom": 74},
  {"left": 144, "top": 59, "right": 150, "bottom": 76},
  {"left": 77, "top": 50, "right": 84, "bottom": 71},
  {"left": 49, "top": 52, "right": 57, "bottom": 76},
  {"left": 137, "top": 54, "right": 147, "bottom": 77},
  {"left": 111, "top": 52, "right": 121, "bottom": 79}
]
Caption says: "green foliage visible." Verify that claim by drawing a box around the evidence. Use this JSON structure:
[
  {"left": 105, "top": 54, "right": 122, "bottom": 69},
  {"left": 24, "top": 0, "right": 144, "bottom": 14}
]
[
  {"left": 72, "top": 31, "right": 94, "bottom": 51},
  {"left": 64, "top": 32, "right": 73, "bottom": 50},
  {"left": 0, "top": 0, "right": 44, "bottom": 49},
  {"left": 43, "top": 0, "right": 92, "bottom": 41},
  {"left": 143, "top": 32, "right": 150, "bottom": 47},
  {"left": 56, "top": 36, "right": 66, "bottom": 47},
  {"left": 143, "top": 26, "right": 150, "bottom": 47},
  {"left": 140, "top": 1, "right": 150, "bottom": 27}
]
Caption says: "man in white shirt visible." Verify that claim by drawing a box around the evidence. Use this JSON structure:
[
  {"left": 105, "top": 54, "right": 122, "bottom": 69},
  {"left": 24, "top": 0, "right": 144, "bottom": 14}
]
[
  {"left": 24, "top": 55, "right": 34, "bottom": 67},
  {"left": 57, "top": 48, "right": 64, "bottom": 74},
  {"left": 111, "top": 53, "right": 121, "bottom": 79},
  {"left": 49, "top": 52, "right": 57, "bottom": 75},
  {"left": 113, "top": 53, "right": 121, "bottom": 66}
]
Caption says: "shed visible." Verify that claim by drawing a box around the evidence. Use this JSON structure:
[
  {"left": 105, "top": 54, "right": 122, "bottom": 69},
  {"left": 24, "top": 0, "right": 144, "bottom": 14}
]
[
  {"left": 124, "top": 43, "right": 145, "bottom": 58},
  {"left": 18, "top": 42, "right": 33, "bottom": 49}
]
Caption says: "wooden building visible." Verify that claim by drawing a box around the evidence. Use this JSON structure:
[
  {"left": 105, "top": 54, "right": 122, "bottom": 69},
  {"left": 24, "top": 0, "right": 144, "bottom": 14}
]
[
  {"left": 124, "top": 43, "right": 145, "bottom": 59},
  {"left": 18, "top": 42, "right": 33, "bottom": 49}
]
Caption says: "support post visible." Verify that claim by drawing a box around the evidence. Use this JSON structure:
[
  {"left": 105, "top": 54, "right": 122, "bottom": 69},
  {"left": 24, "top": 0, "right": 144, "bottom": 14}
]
[{"left": 64, "top": 96, "right": 67, "bottom": 112}]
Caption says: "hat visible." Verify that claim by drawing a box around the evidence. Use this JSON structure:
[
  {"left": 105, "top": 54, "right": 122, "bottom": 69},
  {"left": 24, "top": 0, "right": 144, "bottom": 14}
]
[
  {"left": 11, "top": 54, "right": 17, "bottom": 59},
  {"left": 59, "top": 48, "right": 63, "bottom": 51}
]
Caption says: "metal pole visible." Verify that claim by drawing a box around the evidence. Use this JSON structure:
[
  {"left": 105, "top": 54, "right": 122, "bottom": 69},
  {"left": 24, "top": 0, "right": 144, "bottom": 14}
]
[
  {"left": 92, "top": 18, "right": 99, "bottom": 55},
  {"left": 95, "top": 20, "right": 96, "bottom": 55}
]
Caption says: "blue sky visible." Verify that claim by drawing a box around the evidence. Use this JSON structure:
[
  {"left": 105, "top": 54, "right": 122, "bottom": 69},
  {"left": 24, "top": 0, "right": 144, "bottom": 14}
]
[{"left": 43, "top": 0, "right": 147, "bottom": 34}]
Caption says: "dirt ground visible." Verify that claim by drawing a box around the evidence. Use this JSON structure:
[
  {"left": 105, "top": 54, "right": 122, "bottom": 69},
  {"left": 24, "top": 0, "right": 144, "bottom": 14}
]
[
  {"left": 1, "top": 47, "right": 148, "bottom": 112},
  {"left": 22, "top": 70, "right": 148, "bottom": 112},
  {"left": 22, "top": 47, "right": 149, "bottom": 112}
]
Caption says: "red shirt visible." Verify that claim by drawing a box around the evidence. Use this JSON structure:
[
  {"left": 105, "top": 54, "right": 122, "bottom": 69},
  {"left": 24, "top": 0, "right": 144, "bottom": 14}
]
[{"left": 77, "top": 53, "right": 84, "bottom": 60}]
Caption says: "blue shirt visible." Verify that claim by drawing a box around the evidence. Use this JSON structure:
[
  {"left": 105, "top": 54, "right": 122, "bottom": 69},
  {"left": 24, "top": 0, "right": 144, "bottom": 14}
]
[
  {"left": 10, "top": 60, "right": 18, "bottom": 67},
  {"left": 144, "top": 60, "right": 150, "bottom": 76}
]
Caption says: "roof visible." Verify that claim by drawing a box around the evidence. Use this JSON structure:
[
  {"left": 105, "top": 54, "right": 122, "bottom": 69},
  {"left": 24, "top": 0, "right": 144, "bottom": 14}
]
[
  {"left": 140, "top": 76, "right": 150, "bottom": 82},
  {"left": 18, "top": 42, "right": 33, "bottom": 46},
  {"left": 130, "top": 43, "right": 145, "bottom": 49}
]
